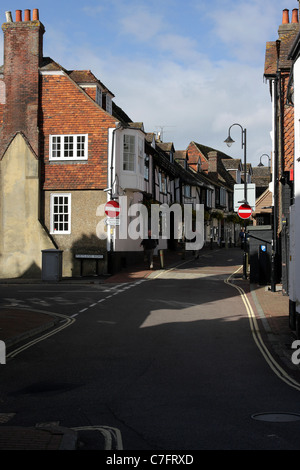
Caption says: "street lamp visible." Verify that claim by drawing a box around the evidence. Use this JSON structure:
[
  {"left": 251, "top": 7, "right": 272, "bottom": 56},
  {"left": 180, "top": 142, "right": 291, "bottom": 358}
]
[
  {"left": 225, "top": 123, "right": 248, "bottom": 205},
  {"left": 258, "top": 154, "right": 271, "bottom": 167},
  {"left": 257, "top": 154, "right": 276, "bottom": 291},
  {"left": 225, "top": 123, "right": 248, "bottom": 279}
]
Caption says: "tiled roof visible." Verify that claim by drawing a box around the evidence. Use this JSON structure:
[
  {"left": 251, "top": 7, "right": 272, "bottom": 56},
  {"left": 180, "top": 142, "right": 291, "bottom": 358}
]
[
  {"left": 264, "top": 24, "right": 300, "bottom": 76},
  {"left": 222, "top": 159, "right": 242, "bottom": 170},
  {"left": 264, "top": 41, "right": 278, "bottom": 76},
  {"left": 157, "top": 142, "right": 175, "bottom": 153},
  {"left": 252, "top": 167, "right": 271, "bottom": 197},
  {"left": 68, "top": 70, "right": 98, "bottom": 83},
  {"left": 68, "top": 69, "right": 114, "bottom": 96},
  {"left": 174, "top": 150, "right": 187, "bottom": 160},
  {"left": 253, "top": 189, "right": 273, "bottom": 215},
  {"left": 127, "top": 122, "right": 144, "bottom": 130},
  {"left": 252, "top": 166, "right": 272, "bottom": 183},
  {"left": 278, "top": 28, "right": 300, "bottom": 69},
  {"left": 112, "top": 102, "right": 132, "bottom": 124},
  {"left": 40, "top": 56, "right": 66, "bottom": 72},
  {"left": 40, "top": 58, "right": 115, "bottom": 96},
  {"left": 192, "top": 142, "right": 233, "bottom": 161}
]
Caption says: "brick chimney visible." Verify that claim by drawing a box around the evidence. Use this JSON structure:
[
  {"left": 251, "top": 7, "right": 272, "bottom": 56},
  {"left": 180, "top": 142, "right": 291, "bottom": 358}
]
[
  {"left": 0, "top": 9, "right": 45, "bottom": 157},
  {"left": 207, "top": 151, "right": 218, "bottom": 178},
  {"left": 278, "top": 8, "right": 299, "bottom": 38}
]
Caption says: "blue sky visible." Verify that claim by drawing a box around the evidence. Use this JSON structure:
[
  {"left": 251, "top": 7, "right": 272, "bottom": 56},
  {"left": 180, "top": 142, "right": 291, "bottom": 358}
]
[{"left": 1, "top": 0, "right": 299, "bottom": 165}]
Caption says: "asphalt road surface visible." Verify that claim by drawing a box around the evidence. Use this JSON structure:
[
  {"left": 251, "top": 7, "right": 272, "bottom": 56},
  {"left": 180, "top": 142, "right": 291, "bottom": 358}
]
[{"left": 1, "top": 248, "right": 300, "bottom": 450}]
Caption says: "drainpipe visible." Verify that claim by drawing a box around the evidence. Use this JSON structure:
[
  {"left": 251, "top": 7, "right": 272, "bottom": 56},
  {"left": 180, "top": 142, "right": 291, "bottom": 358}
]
[{"left": 271, "top": 74, "right": 280, "bottom": 292}]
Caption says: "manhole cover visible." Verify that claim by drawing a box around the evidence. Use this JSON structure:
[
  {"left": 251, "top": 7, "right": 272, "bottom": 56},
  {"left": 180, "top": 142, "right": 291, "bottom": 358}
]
[{"left": 252, "top": 412, "right": 300, "bottom": 422}]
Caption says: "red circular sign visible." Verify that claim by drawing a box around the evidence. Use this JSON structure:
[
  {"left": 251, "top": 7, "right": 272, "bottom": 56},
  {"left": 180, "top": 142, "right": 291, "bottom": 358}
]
[
  {"left": 238, "top": 204, "right": 252, "bottom": 219},
  {"left": 105, "top": 200, "right": 120, "bottom": 218}
]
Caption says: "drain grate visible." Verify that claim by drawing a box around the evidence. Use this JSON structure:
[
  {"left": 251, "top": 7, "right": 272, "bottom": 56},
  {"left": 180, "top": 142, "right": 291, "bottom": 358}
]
[{"left": 252, "top": 412, "right": 300, "bottom": 422}]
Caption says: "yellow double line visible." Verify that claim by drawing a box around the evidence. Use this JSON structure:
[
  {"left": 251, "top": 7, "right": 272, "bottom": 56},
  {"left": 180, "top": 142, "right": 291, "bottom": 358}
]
[{"left": 225, "top": 267, "right": 300, "bottom": 392}]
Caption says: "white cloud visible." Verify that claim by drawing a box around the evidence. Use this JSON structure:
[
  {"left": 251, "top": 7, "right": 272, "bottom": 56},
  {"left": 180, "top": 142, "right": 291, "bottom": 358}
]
[
  {"left": 82, "top": 5, "right": 104, "bottom": 17},
  {"left": 119, "top": 6, "right": 164, "bottom": 42},
  {"left": 1, "top": 0, "right": 280, "bottom": 166},
  {"left": 156, "top": 34, "right": 205, "bottom": 64},
  {"left": 207, "top": 0, "right": 287, "bottom": 64}
]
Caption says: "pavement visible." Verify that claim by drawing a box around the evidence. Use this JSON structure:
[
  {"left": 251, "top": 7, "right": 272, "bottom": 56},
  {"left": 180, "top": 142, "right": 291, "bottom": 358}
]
[{"left": 0, "top": 246, "right": 297, "bottom": 450}]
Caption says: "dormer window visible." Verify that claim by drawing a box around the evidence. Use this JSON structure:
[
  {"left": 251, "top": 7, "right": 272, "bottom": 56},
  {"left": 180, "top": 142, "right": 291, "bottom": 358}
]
[
  {"left": 95, "top": 86, "right": 102, "bottom": 106},
  {"left": 103, "top": 93, "right": 112, "bottom": 114},
  {"left": 197, "top": 158, "right": 201, "bottom": 172}
]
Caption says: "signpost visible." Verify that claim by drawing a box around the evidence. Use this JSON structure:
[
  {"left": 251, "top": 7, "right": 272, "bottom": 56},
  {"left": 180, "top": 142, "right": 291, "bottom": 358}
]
[{"left": 238, "top": 203, "right": 252, "bottom": 220}]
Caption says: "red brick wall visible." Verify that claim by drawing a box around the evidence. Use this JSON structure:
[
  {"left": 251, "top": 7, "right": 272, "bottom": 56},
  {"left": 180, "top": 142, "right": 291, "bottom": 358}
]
[
  {"left": 0, "top": 21, "right": 44, "bottom": 157},
  {"left": 0, "top": 79, "right": 5, "bottom": 125},
  {"left": 40, "top": 74, "right": 116, "bottom": 190},
  {"left": 282, "top": 74, "right": 294, "bottom": 172}
]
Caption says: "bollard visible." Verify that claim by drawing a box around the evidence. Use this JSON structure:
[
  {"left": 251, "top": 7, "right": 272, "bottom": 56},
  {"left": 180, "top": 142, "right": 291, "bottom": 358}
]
[
  {"left": 159, "top": 249, "right": 164, "bottom": 268},
  {"left": 0, "top": 341, "right": 6, "bottom": 364}
]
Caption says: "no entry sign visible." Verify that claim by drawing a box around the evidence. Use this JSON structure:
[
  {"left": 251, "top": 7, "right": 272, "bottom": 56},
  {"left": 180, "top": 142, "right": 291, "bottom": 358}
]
[
  {"left": 238, "top": 204, "right": 252, "bottom": 219},
  {"left": 105, "top": 200, "right": 120, "bottom": 218}
]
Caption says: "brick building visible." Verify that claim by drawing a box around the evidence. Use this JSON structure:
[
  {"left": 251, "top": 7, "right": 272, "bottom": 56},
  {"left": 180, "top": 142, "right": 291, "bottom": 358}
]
[
  {"left": 264, "top": 6, "right": 300, "bottom": 291},
  {"left": 0, "top": 9, "right": 118, "bottom": 278}
]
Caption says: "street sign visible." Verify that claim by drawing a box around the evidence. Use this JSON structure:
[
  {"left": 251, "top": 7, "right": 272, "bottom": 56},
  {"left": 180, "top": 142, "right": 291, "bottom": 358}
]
[
  {"left": 105, "top": 218, "right": 120, "bottom": 226},
  {"left": 105, "top": 200, "right": 120, "bottom": 218},
  {"left": 238, "top": 203, "right": 252, "bottom": 219},
  {"left": 234, "top": 184, "right": 256, "bottom": 211}
]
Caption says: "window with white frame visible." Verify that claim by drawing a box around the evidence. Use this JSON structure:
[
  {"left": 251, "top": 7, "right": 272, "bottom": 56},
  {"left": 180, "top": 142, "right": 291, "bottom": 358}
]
[
  {"left": 49, "top": 134, "right": 88, "bottom": 161},
  {"left": 50, "top": 194, "right": 71, "bottom": 234},
  {"left": 123, "top": 135, "right": 136, "bottom": 171}
]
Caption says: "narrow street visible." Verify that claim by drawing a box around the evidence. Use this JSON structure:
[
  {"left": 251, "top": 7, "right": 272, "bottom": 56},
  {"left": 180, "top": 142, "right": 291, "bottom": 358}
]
[{"left": 1, "top": 247, "right": 300, "bottom": 450}]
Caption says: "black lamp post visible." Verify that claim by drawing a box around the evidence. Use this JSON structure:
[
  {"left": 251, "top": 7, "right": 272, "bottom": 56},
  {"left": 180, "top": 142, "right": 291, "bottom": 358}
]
[
  {"left": 258, "top": 153, "right": 271, "bottom": 168},
  {"left": 225, "top": 123, "right": 248, "bottom": 279},
  {"left": 257, "top": 153, "right": 276, "bottom": 291}
]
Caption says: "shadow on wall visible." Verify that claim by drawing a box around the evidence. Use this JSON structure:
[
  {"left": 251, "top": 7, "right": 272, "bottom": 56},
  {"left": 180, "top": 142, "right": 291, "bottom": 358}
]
[
  {"left": 18, "top": 262, "right": 41, "bottom": 279},
  {"left": 70, "top": 234, "right": 107, "bottom": 277}
]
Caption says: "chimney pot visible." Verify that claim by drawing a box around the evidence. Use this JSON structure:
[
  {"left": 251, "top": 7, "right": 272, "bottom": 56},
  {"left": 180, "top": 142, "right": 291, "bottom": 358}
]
[
  {"left": 292, "top": 8, "right": 299, "bottom": 23},
  {"left": 282, "top": 9, "right": 290, "bottom": 24},
  {"left": 24, "top": 9, "right": 31, "bottom": 21},
  {"left": 5, "top": 11, "right": 13, "bottom": 22},
  {"left": 32, "top": 9, "right": 39, "bottom": 21},
  {"left": 15, "top": 10, "right": 22, "bottom": 22}
]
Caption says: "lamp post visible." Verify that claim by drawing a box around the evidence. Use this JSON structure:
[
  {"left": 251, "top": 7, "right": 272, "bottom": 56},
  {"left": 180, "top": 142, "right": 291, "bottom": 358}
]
[
  {"left": 258, "top": 154, "right": 271, "bottom": 168},
  {"left": 257, "top": 153, "right": 276, "bottom": 291},
  {"left": 225, "top": 123, "right": 248, "bottom": 279}
]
